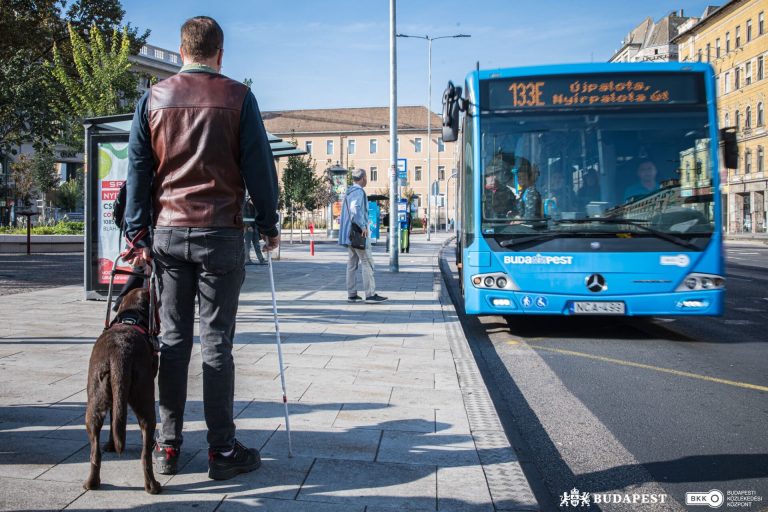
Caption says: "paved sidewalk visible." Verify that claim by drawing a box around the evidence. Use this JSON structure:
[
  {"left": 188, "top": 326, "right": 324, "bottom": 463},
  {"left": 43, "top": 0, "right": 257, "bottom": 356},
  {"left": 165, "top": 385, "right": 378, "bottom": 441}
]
[{"left": 0, "top": 234, "right": 538, "bottom": 511}]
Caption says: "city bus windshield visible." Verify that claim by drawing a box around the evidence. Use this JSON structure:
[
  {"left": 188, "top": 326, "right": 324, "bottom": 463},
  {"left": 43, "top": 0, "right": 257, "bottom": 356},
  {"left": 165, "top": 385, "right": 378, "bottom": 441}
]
[{"left": 479, "top": 108, "right": 715, "bottom": 244}]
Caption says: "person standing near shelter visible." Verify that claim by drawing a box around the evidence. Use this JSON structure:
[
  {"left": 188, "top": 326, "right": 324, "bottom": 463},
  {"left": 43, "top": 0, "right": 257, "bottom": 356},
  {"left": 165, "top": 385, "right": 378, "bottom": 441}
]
[
  {"left": 339, "top": 168, "right": 388, "bottom": 303},
  {"left": 123, "top": 16, "right": 279, "bottom": 481}
]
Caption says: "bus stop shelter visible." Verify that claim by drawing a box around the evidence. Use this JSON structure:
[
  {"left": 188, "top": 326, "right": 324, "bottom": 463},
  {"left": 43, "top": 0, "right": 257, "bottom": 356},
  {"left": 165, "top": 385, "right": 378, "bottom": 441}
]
[{"left": 82, "top": 113, "right": 304, "bottom": 300}]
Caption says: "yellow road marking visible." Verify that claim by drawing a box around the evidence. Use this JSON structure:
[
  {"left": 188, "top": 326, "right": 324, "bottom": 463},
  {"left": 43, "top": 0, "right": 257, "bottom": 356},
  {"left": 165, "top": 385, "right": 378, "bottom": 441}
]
[
  {"left": 506, "top": 340, "right": 521, "bottom": 345},
  {"left": 528, "top": 344, "right": 768, "bottom": 393}
]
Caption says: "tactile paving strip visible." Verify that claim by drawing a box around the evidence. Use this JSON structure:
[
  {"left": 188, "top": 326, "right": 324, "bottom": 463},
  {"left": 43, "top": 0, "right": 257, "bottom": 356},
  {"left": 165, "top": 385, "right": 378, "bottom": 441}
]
[
  {"left": 435, "top": 248, "right": 540, "bottom": 511},
  {"left": 462, "top": 387, "right": 504, "bottom": 432}
]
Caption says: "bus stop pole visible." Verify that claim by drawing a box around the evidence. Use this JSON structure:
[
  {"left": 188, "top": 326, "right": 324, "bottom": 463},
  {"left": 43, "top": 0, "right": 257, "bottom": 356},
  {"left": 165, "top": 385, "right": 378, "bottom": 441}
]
[{"left": 388, "top": 0, "right": 399, "bottom": 272}]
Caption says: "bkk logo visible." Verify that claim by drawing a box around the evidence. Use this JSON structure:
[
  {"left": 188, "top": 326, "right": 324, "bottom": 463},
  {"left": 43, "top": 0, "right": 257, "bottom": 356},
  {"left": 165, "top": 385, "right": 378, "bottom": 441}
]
[
  {"left": 504, "top": 254, "right": 574, "bottom": 265},
  {"left": 559, "top": 488, "right": 668, "bottom": 507},
  {"left": 660, "top": 254, "right": 690, "bottom": 267}
]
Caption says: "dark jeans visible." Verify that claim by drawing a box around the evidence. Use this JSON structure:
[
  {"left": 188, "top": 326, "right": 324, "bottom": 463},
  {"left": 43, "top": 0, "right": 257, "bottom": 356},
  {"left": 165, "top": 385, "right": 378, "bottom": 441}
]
[{"left": 152, "top": 227, "right": 245, "bottom": 451}]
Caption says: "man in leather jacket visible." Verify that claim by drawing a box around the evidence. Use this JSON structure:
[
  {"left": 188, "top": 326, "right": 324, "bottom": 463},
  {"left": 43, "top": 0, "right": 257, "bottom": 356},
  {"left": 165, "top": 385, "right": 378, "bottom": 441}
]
[{"left": 123, "top": 16, "right": 278, "bottom": 481}]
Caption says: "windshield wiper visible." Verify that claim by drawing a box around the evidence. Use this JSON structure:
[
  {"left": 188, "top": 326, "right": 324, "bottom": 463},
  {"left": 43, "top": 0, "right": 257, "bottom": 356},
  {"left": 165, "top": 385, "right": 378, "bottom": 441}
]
[
  {"left": 499, "top": 232, "right": 569, "bottom": 248},
  {"left": 552, "top": 218, "right": 701, "bottom": 250}
]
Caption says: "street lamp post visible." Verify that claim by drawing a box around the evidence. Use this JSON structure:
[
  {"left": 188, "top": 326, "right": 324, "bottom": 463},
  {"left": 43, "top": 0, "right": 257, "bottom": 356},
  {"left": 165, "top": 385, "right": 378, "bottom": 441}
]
[{"left": 397, "top": 32, "right": 469, "bottom": 241}]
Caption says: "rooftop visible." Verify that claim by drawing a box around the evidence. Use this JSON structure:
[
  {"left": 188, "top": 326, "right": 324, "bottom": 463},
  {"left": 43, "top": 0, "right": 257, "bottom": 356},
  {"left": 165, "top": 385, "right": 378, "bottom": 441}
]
[{"left": 262, "top": 106, "right": 442, "bottom": 134}]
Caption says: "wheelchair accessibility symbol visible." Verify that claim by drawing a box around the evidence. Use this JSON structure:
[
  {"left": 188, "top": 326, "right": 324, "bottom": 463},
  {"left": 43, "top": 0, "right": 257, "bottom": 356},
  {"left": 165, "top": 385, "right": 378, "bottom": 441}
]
[{"left": 535, "top": 296, "right": 548, "bottom": 308}]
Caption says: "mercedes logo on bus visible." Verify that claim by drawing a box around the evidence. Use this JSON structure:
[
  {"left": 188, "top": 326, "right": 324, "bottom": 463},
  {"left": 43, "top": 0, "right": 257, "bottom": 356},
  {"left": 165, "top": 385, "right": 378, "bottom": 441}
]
[{"left": 586, "top": 274, "right": 607, "bottom": 293}]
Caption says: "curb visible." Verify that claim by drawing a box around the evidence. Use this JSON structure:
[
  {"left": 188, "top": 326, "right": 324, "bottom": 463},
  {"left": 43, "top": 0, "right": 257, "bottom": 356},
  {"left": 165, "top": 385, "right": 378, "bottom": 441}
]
[{"left": 433, "top": 238, "right": 539, "bottom": 511}]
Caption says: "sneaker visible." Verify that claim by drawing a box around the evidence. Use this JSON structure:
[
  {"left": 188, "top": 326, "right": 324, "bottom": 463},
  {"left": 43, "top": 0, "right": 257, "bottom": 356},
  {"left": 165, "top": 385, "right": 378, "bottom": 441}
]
[
  {"left": 347, "top": 294, "right": 362, "bottom": 303},
  {"left": 365, "top": 294, "right": 389, "bottom": 303},
  {"left": 152, "top": 444, "right": 180, "bottom": 475},
  {"left": 208, "top": 440, "right": 262, "bottom": 480}
]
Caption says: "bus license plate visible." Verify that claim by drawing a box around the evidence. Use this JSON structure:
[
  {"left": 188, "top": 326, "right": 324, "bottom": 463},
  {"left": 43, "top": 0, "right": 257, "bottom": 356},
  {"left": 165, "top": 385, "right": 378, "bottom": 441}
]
[{"left": 573, "top": 301, "right": 625, "bottom": 315}]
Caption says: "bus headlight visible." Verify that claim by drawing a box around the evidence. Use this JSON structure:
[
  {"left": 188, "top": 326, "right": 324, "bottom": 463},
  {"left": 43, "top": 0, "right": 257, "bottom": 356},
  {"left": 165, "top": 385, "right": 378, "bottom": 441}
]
[
  {"left": 676, "top": 273, "right": 725, "bottom": 292},
  {"left": 470, "top": 272, "right": 519, "bottom": 290}
]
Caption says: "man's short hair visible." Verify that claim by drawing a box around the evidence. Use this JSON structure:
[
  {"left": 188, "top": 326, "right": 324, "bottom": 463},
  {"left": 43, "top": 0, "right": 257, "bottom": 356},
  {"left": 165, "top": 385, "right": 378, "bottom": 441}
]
[
  {"left": 351, "top": 168, "right": 367, "bottom": 181},
  {"left": 181, "top": 16, "right": 223, "bottom": 61}
]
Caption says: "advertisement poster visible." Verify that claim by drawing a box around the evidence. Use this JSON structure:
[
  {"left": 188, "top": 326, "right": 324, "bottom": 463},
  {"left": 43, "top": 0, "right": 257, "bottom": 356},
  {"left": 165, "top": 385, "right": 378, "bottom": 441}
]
[
  {"left": 368, "top": 201, "right": 380, "bottom": 242},
  {"left": 330, "top": 173, "right": 348, "bottom": 232},
  {"left": 96, "top": 142, "right": 130, "bottom": 285}
]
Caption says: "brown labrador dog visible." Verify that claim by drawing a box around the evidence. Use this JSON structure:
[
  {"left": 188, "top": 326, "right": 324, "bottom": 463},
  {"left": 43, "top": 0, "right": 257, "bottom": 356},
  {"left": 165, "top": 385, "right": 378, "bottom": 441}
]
[{"left": 83, "top": 288, "right": 161, "bottom": 494}]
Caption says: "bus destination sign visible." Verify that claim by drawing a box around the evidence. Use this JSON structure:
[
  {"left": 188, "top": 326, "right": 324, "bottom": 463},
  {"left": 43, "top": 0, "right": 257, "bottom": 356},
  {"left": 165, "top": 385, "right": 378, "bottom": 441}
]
[{"left": 482, "top": 73, "right": 704, "bottom": 110}]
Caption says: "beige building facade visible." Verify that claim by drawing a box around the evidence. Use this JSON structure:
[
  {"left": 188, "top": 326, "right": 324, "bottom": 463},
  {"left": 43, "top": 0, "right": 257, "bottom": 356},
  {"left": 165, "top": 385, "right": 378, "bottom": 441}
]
[
  {"left": 674, "top": 0, "right": 768, "bottom": 233},
  {"left": 263, "top": 106, "right": 458, "bottom": 228}
]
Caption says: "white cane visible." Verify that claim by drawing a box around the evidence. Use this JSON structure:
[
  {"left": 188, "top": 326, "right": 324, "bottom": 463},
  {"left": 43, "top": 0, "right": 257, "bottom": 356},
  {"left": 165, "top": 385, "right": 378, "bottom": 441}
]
[{"left": 266, "top": 248, "right": 293, "bottom": 457}]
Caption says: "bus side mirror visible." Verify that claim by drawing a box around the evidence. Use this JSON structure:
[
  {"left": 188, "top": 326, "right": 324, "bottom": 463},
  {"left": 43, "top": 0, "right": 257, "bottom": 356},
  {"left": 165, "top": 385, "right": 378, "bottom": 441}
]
[
  {"left": 442, "top": 81, "right": 463, "bottom": 143},
  {"left": 720, "top": 127, "right": 738, "bottom": 169}
]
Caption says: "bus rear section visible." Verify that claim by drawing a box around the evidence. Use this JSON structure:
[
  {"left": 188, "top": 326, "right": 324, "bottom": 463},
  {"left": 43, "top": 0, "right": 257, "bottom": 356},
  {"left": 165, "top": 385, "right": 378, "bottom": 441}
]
[{"left": 450, "top": 63, "right": 731, "bottom": 317}]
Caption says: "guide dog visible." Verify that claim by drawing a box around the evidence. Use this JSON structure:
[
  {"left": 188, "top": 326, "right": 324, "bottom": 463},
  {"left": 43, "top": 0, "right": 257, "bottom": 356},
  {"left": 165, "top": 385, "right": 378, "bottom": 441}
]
[{"left": 83, "top": 288, "right": 161, "bottom": 494}]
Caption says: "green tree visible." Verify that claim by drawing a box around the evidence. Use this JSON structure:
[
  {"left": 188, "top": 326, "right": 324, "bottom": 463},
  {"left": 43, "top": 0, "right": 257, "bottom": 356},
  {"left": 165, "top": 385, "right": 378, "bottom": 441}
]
[
  {"left": 10, "top": 155, "right": 35, "bottom": 206},
  {"left": 51, "top": 22, "right": 139, "bottom": 126},
  {"left": 31, "top": 148, "right": 60, "bottom": 195},
  {"left": 281, "top": 143, "right": 329, "bottom": 228},
  {"left": 55, "top": 176, "right": 84, "bottom": 212},
  {"left": 9, "top": 150, "right": 60, "bottom": 206},
  {"left": 0, "top": 0, "right": 148, "bottom": 155}
]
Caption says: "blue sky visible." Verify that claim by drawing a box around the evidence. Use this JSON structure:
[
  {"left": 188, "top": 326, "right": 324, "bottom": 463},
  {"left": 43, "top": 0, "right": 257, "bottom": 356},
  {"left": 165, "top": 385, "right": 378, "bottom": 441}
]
[{"left": 121, "top": 0, "right": 717, "bottom": 112}]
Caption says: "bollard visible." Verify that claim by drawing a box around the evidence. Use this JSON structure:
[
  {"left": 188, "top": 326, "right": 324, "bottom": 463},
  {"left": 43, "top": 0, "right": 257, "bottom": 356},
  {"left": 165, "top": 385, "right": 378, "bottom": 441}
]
[{"left": 309, "top": 223, "right": 315, "bottom": 256}]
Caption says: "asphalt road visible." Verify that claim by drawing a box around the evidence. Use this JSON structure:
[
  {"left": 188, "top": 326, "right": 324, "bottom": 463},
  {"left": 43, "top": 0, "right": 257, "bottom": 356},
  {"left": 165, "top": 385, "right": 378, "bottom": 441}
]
[{"left": 441, "top": 241, "right": 768, "bottom": 512}]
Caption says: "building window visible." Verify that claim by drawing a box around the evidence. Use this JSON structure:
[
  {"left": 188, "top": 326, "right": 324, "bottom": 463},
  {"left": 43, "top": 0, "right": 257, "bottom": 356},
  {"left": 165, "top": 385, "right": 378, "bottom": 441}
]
[
  {"left": 437, "top": 137, "right": 445, "bottom": 152},
  {"left": 697, "top": 49, "right": 702, "bottom": 62},
  {"left": 759, "top": 56, "right": 764, "bottom": 80},
  {"left": 736, "top": 110, "right": 741, "bottom": 130},
  {"left": 725, "top": 71, "right": 731, "bottom": 93},
  {"left": 415, "top": 166, "right": 422, "bottom": 181},
  {"left": 747, "top": 61, "right": 752, "bottom": 85},
  {"left": 326, "top": 140, "right": 333, "bottom": 155},
  {"left": 758, "top": 147, "right": 765, "bottom": 173},
  {"left": 736, "top": 26, "right": 741, "bottom": 48},
  {"left": 716, "top": 38, "right": 721, "bottom": 58},
  {"left": 706, "top": 43, "right": 711, "bottom": 62},
  {"left": 746, "top": 105, "right": 752, "bottom": 128},
  {"left": 758, "top": 102, "right": 765, "bottom": 126},
  {"left": 414, "top": 137, "right": 423, "bottom": 153},
  {"left": 348, "top": 139, "right": 356, "bottom": 155},
  {"left": 154, "top": 49, "right": 164, "bottom": 59},
  {"left": 369, "top": 138, "right": 377, "bottom": 154},
  {"left": 438, "top": 165, "right": 445, "bottom": 180},
  {"left": 747, "top": 19, "right": 753, "bottom": 42},
  {"left": 140, "top": 46, "right": 148, "bottom": 55},
  {"left": 760, "top": 12, "right": 765, "bottom": 35},
  {"left": 370, "top": 166, "right": 378, "bottom": 182},
  {"left": 170, "top": 54, "right": 178, "bottom": 64},
  {"left": 745, "top": 149, "right": 752, "bottom": 173},
  {"left": 726, "top": 32, "right": 731, "bottom": 52},
  {"left": 305, "top": 141, "right": 313, "bottom": 154},
  {"left": 725, "top": 112, "right": 730, "bottom": 127},
  {"left": 735, "top": 67, "right": 741, "bottom": 90}
]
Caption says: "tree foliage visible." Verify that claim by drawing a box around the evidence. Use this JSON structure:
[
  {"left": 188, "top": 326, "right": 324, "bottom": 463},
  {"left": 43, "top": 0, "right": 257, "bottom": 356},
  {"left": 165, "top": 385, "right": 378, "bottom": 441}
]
[
  {"left": 0, "top": 0, "right": 148, "bottom": 154},
  {"left": 281, "top": 144, "right": 331, "bottom": 219},
  {"left": 51, "top": 22, "right": 138, "bottom": 118},
  {"left": 9, "top": 150, "right": 60, "bottom": 205}
]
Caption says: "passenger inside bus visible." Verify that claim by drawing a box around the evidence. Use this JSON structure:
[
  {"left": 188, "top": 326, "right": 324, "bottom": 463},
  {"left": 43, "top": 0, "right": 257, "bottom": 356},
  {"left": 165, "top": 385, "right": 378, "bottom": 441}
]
[
  {"left": 482, "top": 153, "right": 518, "bottom": 219},
  {"left": 577, "top": 169, "right": 601, "bottom": 208},
  {"left": 515, "top": 160, "right": 542, "bottom": 219},
  {"left": 623, "top": 160, "right": 660, "bottom": 201}
]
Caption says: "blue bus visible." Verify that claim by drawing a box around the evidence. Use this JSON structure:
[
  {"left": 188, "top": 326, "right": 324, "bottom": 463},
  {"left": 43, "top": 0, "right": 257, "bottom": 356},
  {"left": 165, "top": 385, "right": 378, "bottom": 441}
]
[{"left": 441, "top": 62, "right": 737, "bottom": 316}]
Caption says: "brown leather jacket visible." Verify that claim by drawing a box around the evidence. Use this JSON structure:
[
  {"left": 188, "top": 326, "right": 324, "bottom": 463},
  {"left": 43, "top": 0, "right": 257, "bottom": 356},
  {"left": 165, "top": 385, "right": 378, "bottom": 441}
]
[{"left": 149, "top": 72, "right": 249, "bottom": 228}]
